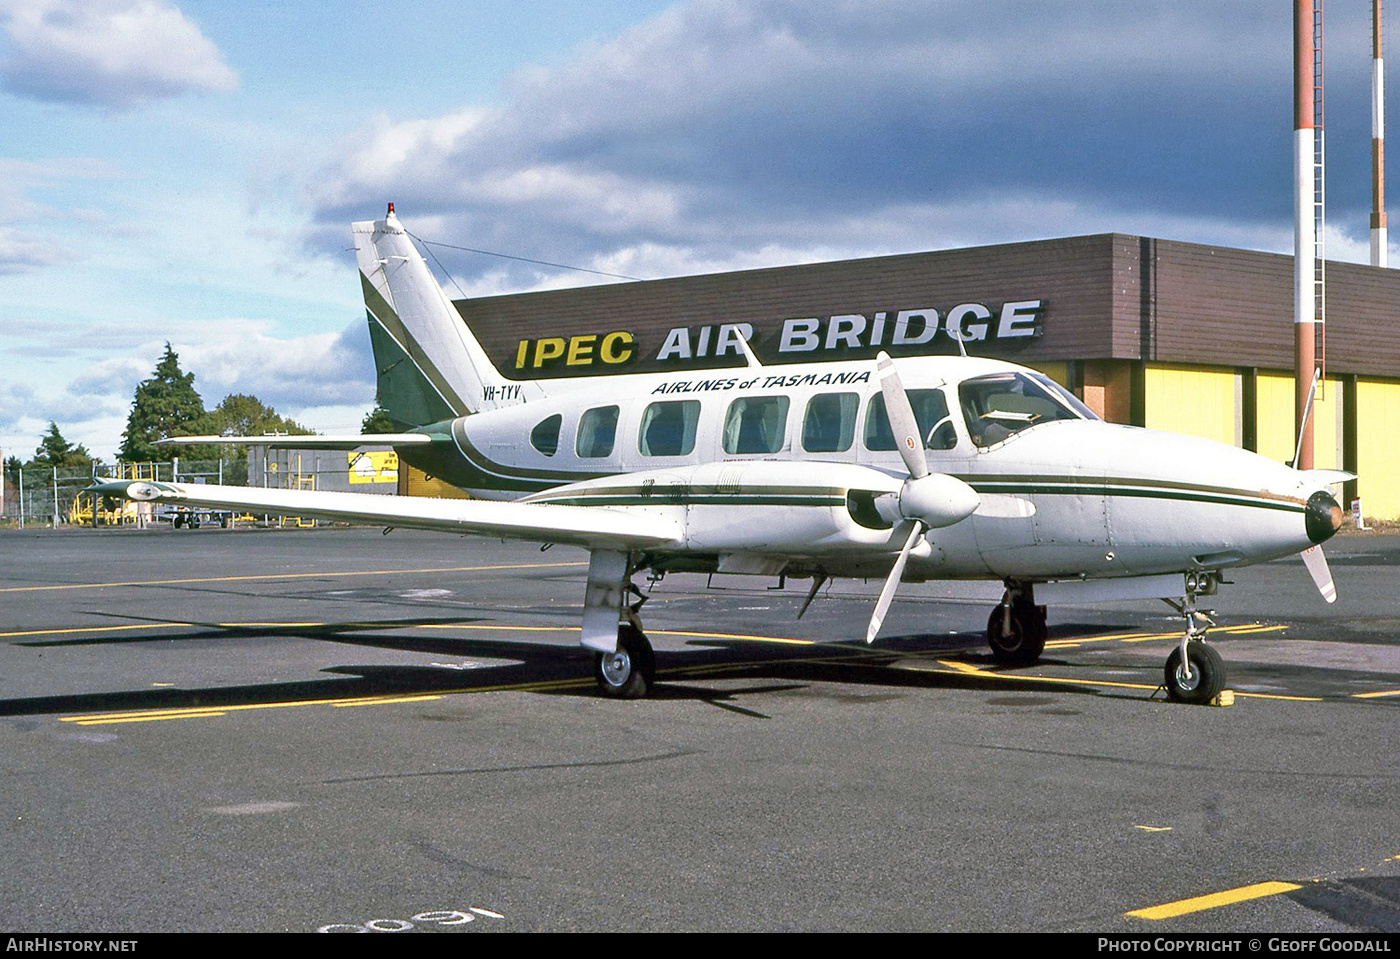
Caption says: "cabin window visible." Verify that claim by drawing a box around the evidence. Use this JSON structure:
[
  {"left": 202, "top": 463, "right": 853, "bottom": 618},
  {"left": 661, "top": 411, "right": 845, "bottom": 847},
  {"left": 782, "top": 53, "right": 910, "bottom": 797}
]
[
  {"left": 576, "top": 405, "right": 619, "bottom": 458},
  {"left": 802, "top": 392, "right": 858, "bottom": 453},
  {"left": 958, "top": 372, "right": 1089, "bottom": 447},
  {"left": 864, "top": 389, "right": 957, "bottom": 452},
  {"left": 530, "top": 414, "right": 562, "bottom": 456},
  {"left": 722, "top": 395, "right": 790, "bottom": 455},
  {"left": 639, "top": 400, "right": 700, "bottom": 456}
]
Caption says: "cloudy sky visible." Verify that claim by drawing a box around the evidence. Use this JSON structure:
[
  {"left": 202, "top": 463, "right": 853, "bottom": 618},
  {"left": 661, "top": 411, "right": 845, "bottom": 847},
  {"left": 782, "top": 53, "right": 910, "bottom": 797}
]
[{"left": 0, "top": 0, "right": 1389, "bottom": 460}]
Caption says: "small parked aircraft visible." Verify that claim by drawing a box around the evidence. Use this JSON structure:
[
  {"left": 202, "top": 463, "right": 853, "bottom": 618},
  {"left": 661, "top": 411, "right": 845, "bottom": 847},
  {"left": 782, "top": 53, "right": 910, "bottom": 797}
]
[{"left": 93, "top": 206, "right": 1348, "bottom": 704}]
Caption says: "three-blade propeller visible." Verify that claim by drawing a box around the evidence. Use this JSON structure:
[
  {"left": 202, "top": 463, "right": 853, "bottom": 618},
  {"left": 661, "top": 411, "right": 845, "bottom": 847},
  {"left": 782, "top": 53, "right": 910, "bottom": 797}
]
[{"left": 866, "top": 353, "right": 980, "bottom": 643}]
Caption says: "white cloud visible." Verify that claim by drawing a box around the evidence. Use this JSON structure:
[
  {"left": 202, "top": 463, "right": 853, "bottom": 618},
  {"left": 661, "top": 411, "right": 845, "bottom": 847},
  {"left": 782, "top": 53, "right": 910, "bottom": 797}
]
[
  {"left": 0, "top": 0, "right": 237, "bottom": 108},
  {"left": 174, "top": 319, "right": 373, "bottom": 411},
  {"left": 304, "top": 0, "right": 1327, "bottom": 292},
  {"left": 0, "top": 227, "right": 78, "bottom": 274},
  {"left": 0, "top": 320, "right": 376, "bottom": 462}
]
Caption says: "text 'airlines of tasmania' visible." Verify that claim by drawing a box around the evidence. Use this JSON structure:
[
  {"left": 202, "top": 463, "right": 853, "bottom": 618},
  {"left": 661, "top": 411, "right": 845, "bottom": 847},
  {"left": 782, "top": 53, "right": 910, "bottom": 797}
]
[{"left": 94, "top": 206, "right": 1349, "bottom": 702}]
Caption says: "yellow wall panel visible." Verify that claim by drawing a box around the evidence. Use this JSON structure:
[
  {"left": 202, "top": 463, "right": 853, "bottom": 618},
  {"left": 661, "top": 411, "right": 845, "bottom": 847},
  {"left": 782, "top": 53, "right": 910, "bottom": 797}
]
[
  {"left": 1256, "top": 372, "right": 1294, "bottom": 465},
  {"left": 1255, "top": 372, "right": 1340, "bottom": 470},
  {"left": 1027, "top": 361, "right": 1069, "bottom": 388},
  {"left": 1144, "top": 365, "right": 1237, "bottom": 446},
  {"left": 1357, "top": 379, "right": 1400, "bottom": 521},
  {"left": 1311, "top": 377, "right": 1340, "bottom": 472}
]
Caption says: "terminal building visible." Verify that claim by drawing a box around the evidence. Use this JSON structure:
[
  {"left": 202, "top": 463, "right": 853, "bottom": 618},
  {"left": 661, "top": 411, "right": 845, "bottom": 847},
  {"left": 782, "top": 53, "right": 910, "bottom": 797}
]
[{"left": 450, "top": 233, "right": 1400, "bottom": 520}]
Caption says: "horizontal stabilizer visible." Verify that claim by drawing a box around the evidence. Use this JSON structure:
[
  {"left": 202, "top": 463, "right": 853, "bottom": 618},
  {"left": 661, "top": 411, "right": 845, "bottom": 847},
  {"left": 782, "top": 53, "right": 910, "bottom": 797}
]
[
  {"left": 156, "top": 433, "right": 437, "bottom": 449},
  {"left": 87, "top": 480, "right": 682, "bottom": 551}
]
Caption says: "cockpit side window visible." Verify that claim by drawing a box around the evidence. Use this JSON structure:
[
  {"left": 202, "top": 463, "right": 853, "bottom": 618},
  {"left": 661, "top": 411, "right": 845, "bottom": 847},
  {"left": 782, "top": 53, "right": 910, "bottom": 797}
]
[
  {"left": 723, "top": 395, "right": 790, "bottom": 455},
  {"left": 864, "top": 389, "right": 958, "bottom": 452},
  {"left": 530, "top": 414, "right": 563, "bottom": 457},
  {"left": 958, "top": 372, "right": 1090, "bottom": 447},
  {"left": 639, "top": 400, "right": 700, "bottom": 456}
]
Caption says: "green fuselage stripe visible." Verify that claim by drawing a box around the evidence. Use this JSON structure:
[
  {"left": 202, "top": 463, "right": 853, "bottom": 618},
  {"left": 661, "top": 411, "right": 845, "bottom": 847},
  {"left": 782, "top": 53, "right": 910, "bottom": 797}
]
[
  {"left": 966, "top": 481, "right": 1305, "bottom": 514},
  {"left": 522, "top": 477, "right": 1302, "bottom": 514}
]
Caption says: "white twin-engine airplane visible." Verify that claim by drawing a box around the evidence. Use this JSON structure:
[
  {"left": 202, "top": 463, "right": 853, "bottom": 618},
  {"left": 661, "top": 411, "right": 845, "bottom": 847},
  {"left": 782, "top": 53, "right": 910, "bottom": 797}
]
[{"left": 95, "top": 206, "right": 1349, "bottom": 704}]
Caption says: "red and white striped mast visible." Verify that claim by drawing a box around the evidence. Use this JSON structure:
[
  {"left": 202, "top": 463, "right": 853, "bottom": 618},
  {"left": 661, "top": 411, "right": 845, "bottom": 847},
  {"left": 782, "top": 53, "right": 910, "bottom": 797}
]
[
  {"left": 1294, "top": 0, "right": 1324, "bottom": 470},
  {"left": 1374, "top": 0, "right": 1388, "bottom": 267}
]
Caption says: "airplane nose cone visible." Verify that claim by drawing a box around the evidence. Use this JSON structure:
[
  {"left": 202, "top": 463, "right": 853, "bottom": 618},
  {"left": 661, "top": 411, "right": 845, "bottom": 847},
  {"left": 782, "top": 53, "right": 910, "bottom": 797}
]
[{"left": 1305, "top": 489, "right": 1344, "bottom": 545}]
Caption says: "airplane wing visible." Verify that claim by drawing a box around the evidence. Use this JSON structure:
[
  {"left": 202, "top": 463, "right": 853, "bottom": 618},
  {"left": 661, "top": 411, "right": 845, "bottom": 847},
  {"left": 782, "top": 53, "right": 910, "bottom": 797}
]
[
  {"left": 88, "top": 480, "right": 683, "bottom": 550},
  {"left": 157, "top": 434, "right": 436, "bottom": 449}
]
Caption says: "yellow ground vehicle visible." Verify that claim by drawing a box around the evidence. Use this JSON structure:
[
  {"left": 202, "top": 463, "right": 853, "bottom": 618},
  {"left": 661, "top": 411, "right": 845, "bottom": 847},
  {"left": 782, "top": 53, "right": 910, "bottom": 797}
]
[{"left": 68, "top": 489, "right": 140, "bottom": 527}]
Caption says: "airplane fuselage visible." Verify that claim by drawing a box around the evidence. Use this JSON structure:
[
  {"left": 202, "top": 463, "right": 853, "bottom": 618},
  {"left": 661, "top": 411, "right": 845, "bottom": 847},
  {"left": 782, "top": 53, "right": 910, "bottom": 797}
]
[{"left": 396, "top": 353, "right": 1334, "bottom": 585}]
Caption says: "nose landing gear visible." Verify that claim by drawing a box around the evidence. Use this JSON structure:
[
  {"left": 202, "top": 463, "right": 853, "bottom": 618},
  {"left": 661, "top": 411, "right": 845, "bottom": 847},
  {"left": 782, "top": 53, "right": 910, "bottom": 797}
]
[{"left": 1161, "top": 575, "right": 1227, "bottom": 704}]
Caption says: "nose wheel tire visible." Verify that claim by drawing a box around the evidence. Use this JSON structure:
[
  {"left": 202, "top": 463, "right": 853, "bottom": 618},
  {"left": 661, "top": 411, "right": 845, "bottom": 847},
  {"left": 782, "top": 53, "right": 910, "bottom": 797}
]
[
  {"left": 594, "top": 624, "right": 656, "bottom": 699},
  {"left": 1164, "top": 642, "right": 1225, "bottom": 704},
  {"left": 986, "top": 601, "right": 1047, "bottom": 666}
]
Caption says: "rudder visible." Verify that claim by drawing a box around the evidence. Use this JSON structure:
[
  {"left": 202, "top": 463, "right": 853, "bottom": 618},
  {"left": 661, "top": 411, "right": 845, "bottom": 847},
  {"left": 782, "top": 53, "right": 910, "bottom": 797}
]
[{"left": 352, "top": 206, "right": 536, "bottom": 426}]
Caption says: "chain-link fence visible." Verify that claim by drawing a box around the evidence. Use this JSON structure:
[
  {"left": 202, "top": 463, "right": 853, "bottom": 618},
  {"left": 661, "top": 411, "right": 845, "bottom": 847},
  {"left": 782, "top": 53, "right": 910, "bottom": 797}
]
[{"left": 0, "top": 460, "right": 234, "bottom": 528}]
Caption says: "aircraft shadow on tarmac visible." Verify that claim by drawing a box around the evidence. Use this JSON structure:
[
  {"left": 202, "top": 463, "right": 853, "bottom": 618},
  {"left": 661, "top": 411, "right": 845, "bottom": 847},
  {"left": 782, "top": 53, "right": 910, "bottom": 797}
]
[{"left": 1, "top": 618, "right": 1148, "bottom": 719}]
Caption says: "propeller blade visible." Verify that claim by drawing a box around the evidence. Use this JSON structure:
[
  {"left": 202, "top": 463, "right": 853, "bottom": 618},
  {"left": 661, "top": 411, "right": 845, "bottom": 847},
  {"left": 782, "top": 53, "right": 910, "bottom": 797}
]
[
  {"left": 1300, "top": 545, "right": 1337, "bottom": 604},
  {"left": 876, "top": 352, "right": 928, "bottom": 480},
  {"left": 867, "top": 522, "right": 923, "bottom": 643}
]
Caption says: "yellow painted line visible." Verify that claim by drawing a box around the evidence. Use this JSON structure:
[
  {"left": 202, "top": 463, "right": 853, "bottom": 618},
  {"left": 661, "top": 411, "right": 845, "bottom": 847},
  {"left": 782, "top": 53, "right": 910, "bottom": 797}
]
[
  {"left": 9, "top": 620, "right": 575, "bottom": 642},
  {"left": 45, "top": 614, "right": 1325, "bottom": 727},
  {"left": 1051, "top": 625, "right": 1279, "bottom": 648},
  {"left": 331, "top": 694, "right": 442, "bottom": 707},
  {"left": 74, "top": 712, "right": 228, "bottom": 725},
  {"left": 0, "top": 561, "right": 586, "bottom": 594},
  {"left": 1076, "top": 630, "right": 1162, "bottom": 643},
  {"left": 1, "top": 622, "right": 196, "bottom": 640},
  {"left": 1230, "top": 690, "right": 1322, "bottom": 702},
  {"left": 937, "top": 659, "right": 987, "bottom": 675},
  {"left": 1126, "top": 881, "right": 1303, "bottom": 920},
  {"left": 411, "top": 621, "right": 817, "bottom": 644},
  {"left": 897, "top": 663, "right": 1324, "bottom": 702},
  {"left": 1352, "top": 689, "right": 1400, "bottom": 699},
  {"left": 1134, "top": 825, "right": 1173, "bottom": 832},
  {"left": 61, "top": 677, "right": 597, "bottom": 725},
  {"left": 5, "top": 616, "right": 815, "bottom": 649},
  {"left": 652, "top": 629, "right": 816, "bottom": 646},
  {"left": 416, "top": 623, "right": 579, "bottom": 633}
]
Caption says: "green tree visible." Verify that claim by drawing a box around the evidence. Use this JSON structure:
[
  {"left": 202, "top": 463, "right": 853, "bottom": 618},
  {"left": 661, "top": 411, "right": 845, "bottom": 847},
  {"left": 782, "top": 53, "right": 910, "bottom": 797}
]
[
  {"left": 30, "top": 422, "right": 96, "bottom": 470},
  {"left": 172, "top": 393, "right": 314, "bottom": 484},
  {"left": 361, "top": 401, "right": 396, "bottom": 434},
  {"left": 119, "top": 343, "right": 206, "bottom": 462},
  {"left": 203, "top": 393, "right": 311, "bottom": 440}
]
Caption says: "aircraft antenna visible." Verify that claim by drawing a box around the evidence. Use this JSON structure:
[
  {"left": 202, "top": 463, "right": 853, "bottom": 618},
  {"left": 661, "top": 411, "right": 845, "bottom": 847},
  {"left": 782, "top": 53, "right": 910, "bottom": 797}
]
[{"left": 408, "top": 233, "right": 647, "bottom": 283}]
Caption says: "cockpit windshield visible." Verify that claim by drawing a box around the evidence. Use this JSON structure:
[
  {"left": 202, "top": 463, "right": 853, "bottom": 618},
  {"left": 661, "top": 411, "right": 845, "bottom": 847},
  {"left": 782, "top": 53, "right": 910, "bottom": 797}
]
[{"left": 958, "top": 372, "right": 1097, "bottom": 447}]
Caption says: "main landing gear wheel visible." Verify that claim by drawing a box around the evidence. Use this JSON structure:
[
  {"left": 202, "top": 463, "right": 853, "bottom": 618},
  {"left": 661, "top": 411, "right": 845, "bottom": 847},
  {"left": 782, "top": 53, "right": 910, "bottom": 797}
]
[
  {"left": 986, "top": 601, "right": 1047, "bottom": 667},
  {"left": 1164, "top": 642, "right": 1225, "bottom": 705},
  {"left": 594, "top": 624, "right": 656, "bottom": 699}
]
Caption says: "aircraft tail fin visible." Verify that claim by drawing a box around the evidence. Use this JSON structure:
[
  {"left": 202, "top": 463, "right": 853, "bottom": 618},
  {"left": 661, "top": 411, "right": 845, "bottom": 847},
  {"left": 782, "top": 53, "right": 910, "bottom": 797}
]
[{"left": 352, "top": 205, "right": 533, "bottom": 427}]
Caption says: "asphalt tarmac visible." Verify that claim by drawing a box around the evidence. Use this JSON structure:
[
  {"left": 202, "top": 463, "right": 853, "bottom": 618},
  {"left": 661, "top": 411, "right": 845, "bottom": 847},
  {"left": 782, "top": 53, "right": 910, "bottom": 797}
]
[{"left": 2, "top": 523, "right": 1399, "bottom": 933}]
